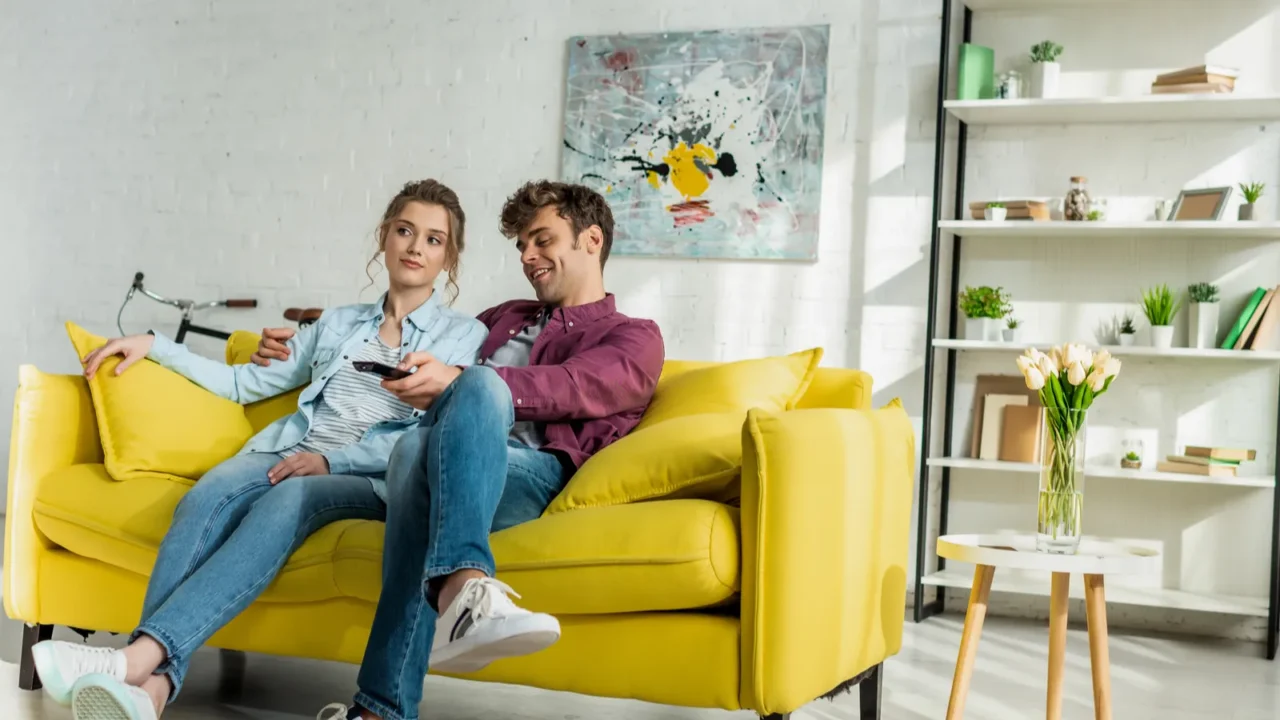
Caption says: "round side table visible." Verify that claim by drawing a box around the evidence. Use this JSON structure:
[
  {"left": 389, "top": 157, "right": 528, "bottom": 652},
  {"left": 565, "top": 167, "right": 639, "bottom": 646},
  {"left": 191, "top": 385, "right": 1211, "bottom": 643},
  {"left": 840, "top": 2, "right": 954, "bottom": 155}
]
[{"left": 937, "top": 534, "right": 1158, "bottom": 720}]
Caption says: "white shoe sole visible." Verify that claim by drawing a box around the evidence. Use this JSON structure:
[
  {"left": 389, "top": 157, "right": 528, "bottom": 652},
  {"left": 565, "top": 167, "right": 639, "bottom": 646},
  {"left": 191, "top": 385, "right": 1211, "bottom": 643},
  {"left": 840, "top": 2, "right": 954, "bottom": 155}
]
[
  {"left": 71, "top": 675, "right": 149, "bottom": 720},
  {"left": 431, "top": 614, "right": 561, "bottom": 673},
  {"left": 30, "top": 642, "right": 73, "bottom": 706}
]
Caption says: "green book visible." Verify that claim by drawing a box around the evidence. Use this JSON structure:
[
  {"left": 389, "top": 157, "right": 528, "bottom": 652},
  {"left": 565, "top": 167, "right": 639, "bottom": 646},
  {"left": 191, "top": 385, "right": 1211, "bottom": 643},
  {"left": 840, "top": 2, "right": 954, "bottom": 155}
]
[
  {"left": 1221, "top": 287, "right": 1268, "bottom": 349},
  {"left": 957, "top": 44, "right": 995, "bottom": 100}
]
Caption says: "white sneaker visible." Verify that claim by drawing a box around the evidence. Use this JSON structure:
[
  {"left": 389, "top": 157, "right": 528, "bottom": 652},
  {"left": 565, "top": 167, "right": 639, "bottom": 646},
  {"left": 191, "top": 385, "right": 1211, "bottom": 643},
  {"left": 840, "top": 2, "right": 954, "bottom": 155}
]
[
  {"left": 70, "top": 674, "right": 157, "bottom": 720},
  {"left": 430, "top": 577, "right": 560, "bottom": 673},
  {"left": 31, "top": 640, "right": 127, "bottom": 706},
  {"left": 316, "top": 703, "right": 355, "bottom": 720}
]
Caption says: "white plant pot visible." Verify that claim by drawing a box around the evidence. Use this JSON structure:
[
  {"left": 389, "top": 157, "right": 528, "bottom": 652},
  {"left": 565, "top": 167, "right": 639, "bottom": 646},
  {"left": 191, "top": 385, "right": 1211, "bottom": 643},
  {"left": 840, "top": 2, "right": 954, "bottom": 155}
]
[
  {"left": 1150, "top": 325, "right": 1175, "bottom": 349},
  {"left": 1031, "top": 61, "right": 1060, "bottom": 99},
  {"left": 985, "top": 207, "right": 1007, "bottom": 221},
  {"left": 965, "top": 317, "right": 1001, "bottom": 341},
  {"left": 1118, "top": 333, "right": 1136, "bottom": 346},
  {"left": 1188, "top": 302, "right": 1220, "bottom": 349},
  {"left": 1001, "top": 328, "right": 1018, "bottom": 342}
]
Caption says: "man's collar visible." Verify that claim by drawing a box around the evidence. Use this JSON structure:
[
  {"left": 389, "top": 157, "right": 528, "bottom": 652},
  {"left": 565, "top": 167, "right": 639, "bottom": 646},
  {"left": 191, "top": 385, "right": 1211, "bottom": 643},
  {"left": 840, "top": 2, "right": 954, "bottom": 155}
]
[{"left": 547, "top": 293, "right": 616, "bottom": 325}]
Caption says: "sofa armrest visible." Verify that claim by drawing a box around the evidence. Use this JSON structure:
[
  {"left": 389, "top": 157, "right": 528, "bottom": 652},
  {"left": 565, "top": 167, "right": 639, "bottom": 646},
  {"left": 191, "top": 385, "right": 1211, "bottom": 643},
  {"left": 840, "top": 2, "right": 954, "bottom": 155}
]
[
  {"left": 5, "top": 366, "right": 102, "bottom": 622},
  {"left": 738, "top": 403, "right": 915, "bottom": 715}
]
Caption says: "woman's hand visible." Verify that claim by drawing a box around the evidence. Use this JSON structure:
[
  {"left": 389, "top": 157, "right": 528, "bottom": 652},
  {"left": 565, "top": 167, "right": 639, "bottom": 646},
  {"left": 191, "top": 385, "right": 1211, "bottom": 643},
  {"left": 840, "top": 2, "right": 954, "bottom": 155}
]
[
  {"left": 82, "top": 335, "right": 156, "bottom": 379},
  {"left": 267, "top": 453, "right": 330, "bottom": 484}
]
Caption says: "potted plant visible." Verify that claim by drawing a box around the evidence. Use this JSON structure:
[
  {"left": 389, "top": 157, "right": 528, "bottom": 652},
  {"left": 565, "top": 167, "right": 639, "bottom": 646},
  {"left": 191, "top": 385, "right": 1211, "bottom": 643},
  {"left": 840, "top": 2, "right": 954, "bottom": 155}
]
[
  {"left": 1239, "top": 182, "right": 1265, "bottom": 220},
  {"left": 1188, "top": 282, "right": 1220, "bottom": 349},
  {"left": 1117, "top": 312, "right": 1137, "bottom": 346},
  {"left": 958, "top": 285, "right": 1011, "bottom": 341},
  {"left": 1086, "top": 209, "right": 1103, "bottom": 221},
  {"left": 1141, "top": 284, "right": 1182, "bottom": 349},
  {"left": 1121, "top": 450, "right": 1142, "bottom": 470},
  {"left": 1029, "top": 40, "right": 1063, "bottom": 98},
  {"left": 985, "top": 202, "right": 1007, "bottom": 221},
  {"left": 1003, "top": 316, "right": 1020, "bottom": 342}
]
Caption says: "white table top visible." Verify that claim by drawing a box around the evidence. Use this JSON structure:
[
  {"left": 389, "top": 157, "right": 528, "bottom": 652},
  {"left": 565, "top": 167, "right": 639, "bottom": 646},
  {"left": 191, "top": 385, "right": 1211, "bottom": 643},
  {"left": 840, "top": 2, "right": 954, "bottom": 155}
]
[{"left": 937, "top": 534, "right": 1159, "bottom": 575}]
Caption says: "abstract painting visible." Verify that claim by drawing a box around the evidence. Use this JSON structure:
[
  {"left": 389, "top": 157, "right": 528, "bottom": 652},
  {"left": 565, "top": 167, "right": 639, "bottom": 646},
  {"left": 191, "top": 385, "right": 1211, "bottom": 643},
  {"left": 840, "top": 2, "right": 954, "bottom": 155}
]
[{"left": 561, "top": 25, "right": 830, "bottom": 260}]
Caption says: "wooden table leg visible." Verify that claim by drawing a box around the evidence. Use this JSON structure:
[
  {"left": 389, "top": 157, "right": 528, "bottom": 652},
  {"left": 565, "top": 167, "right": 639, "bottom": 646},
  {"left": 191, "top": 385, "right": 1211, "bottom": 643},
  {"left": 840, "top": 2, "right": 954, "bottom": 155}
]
[
  {"left": 1084, "top": 574, "right": 1112, "bottom": 720},
  {"left": 1047, "top": 572, "right": 1070, "bottom": 720},
  {"left": 946, "top": 564, "right": 996, "bottom": 720}
]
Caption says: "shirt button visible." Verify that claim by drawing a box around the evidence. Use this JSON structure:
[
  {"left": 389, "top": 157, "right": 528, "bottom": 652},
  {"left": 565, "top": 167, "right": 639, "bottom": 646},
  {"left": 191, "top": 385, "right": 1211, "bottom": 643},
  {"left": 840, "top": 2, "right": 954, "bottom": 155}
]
[
  {"left": 516, "top": 398, "right": 523, "bottom": 405},
  {"left": 343, "top": 355, "right": 348, "bottom": 360},
  {"left": 509, "top": 329, "right": 517, "bottom": 335},
  {"left": 568, "top": 321, "right": 574, "bottom": 327}
]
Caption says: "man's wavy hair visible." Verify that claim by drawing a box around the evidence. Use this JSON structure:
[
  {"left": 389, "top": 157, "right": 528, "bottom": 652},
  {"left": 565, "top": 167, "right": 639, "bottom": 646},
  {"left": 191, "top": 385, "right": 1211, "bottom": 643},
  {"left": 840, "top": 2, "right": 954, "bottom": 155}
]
[{"left": 499, "top": 181, "right": 614, "bottom": 268}]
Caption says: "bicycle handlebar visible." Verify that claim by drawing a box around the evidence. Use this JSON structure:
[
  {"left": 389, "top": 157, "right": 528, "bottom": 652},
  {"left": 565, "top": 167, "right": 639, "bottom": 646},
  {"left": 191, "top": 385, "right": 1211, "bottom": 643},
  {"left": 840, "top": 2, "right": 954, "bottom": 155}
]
[
  {"left": 224, "top": 299, "right": 258, "bottom": 308},
  {"left": 129, "top": 271, "right": 257, "bottom": 311}
]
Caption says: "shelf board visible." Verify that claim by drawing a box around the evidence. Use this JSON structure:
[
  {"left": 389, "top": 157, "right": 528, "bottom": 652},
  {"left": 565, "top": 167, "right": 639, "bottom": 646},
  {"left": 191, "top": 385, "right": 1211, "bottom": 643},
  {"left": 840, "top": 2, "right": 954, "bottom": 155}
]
[
  {"left": 944, "top": 95, "right": 1280, "bottom": 125},
  {"left": 922, "top": 568, "right": 1268, "bottom": 617},
  {"left": 938, "top": 220, "right": 1280, "bottom": 238},
  {"left": 926, "top": 457, "right": 1275, "bottom": 489},
  {"left": 933, "top": 338, "right": 1280, "bottom": 362}
]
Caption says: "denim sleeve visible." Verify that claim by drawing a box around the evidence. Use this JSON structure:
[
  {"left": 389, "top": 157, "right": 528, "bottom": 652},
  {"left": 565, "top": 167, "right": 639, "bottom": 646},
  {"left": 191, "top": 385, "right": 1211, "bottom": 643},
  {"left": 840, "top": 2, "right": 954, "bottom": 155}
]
[
  {"left": 443, "top": 319, "right": 488, "bottom": 367},
  {"left": 322, "top": 423, "right": 411, "bottom": 477},
  {"left": 147, "top": 324, "right": 320, "bottom": 405}
]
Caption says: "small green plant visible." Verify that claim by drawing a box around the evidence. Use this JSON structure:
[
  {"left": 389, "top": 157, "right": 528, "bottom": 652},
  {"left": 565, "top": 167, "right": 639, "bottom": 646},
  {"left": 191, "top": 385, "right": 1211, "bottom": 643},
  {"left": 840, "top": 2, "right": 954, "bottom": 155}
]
[
  {"left": 1188, "top": 282, "right": 1220, "bottom": 303},
  {"left": 1140, "top": 284, "right": 1182, "bottom": 326},
  {"left": 987, "top": 201, "right": 1006, "bottom": 209},
  {"left": 1030, "top": 41, "right": 1063, "bottom": 63},
  {"left": 1239, "top": 182, "right": 1265, "bottom": 204},
  {"left": 958, "top": 285, "right": 1012, "bottom": 320},
  {"left": 1119, "top": 312, "right": 1137, "bottom": 335},
  {"left": 1006, "top": 316, "right": 1020, "bottom": 329},
  {"left": 1124, "top": 450, "right": 1141, "bottom": 462},
  {"left": 1086, "top": 209, "right": 1102, "bottom": 221}
]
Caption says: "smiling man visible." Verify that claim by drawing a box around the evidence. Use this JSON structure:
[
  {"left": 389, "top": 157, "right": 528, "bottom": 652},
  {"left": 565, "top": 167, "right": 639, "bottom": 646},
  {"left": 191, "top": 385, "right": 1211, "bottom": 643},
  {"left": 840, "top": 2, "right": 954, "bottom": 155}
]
[{"left": 251, "top": 180, "right": 665, "bottom": 720}]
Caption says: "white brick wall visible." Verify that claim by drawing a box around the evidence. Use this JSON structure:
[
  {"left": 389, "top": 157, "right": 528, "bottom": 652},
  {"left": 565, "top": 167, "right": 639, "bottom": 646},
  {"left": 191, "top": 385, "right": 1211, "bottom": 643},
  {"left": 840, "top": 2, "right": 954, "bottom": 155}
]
[{"left": 0, "top": 0, "right": 940, "bottom": 482}]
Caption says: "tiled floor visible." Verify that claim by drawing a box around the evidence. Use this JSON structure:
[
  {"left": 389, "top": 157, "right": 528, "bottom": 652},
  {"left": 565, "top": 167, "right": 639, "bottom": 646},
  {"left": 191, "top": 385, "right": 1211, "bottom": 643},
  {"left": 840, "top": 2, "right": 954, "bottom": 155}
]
[{"left": 2, "top": 610, "right": 1278, "bottom": 719}]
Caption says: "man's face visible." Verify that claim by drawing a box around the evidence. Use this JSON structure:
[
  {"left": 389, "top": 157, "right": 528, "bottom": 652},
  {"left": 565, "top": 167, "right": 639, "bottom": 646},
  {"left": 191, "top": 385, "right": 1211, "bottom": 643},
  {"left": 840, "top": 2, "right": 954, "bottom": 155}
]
[{"left": 517, "top": 205, "right": 597, "bottom": 305}]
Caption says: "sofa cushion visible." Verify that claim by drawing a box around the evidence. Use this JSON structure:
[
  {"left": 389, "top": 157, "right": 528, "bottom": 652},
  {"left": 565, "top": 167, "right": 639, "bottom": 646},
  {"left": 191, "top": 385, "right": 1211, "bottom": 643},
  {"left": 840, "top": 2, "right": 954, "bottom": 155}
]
[
  {"left": 636, "top": 349, "right": 822, "bottom": 431},
  {"left": 544, "top": 412, "right": 743, "bottom": 515},
  {"left": 33, "top": 465, "right": 741, "bottom": 615},
  {"left": 65, "top": 322, "right": 254, "bottom": 482}
]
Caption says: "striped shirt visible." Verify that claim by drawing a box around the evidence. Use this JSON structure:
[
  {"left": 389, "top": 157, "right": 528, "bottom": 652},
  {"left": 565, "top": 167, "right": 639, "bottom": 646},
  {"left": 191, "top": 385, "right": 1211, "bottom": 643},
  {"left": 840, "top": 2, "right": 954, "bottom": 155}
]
[{"left": 285, "top": 336, "right": 412, "bottom": 456}]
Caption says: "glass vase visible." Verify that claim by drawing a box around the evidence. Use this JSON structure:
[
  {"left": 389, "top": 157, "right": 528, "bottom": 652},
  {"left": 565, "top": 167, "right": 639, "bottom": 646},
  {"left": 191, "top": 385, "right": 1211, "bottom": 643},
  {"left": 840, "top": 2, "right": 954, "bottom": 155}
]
[{"left": 1037, "top": 407, "right": 1086, "bottom": 554}]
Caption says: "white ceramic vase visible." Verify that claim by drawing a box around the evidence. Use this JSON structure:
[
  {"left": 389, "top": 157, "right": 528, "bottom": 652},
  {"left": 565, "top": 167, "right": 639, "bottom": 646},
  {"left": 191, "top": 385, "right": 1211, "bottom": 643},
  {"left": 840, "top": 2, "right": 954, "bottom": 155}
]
[
  {"left": 966, "top": 317, "right": 1000, "bottom": 341},
  {"left": 1150, "top": 325, "right": 1175, "bottom": 349},
  {"left": 1031, "top": 61, "right": 1060, "bottom": 99},
  {"left": 1002, "top": 327, "right": 1017, "bottom": 342},
  {"left": 1118, "top": 333, "right": 1136, "bottom": 347},
  {"left": 1188, "top": 303, "right": 1219, "bottom": 349},
  {"left": 985, "top": 207, "right": 1007, "bottom": 221}
]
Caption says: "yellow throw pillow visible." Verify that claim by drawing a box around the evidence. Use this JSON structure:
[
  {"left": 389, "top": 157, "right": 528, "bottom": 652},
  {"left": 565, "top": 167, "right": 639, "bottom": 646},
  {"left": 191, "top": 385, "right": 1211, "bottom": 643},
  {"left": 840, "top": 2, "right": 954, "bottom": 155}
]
[
  {"left": 545, "top": 412, "right": 744, "bottom": 514},
  {"left": 226, "top": 330, "right": 305, "bottom": 433},
  {"left": 66, "top": 322, "right": 254, "bottom": 481},
  {"left": 636, "top": 348, "right": 823, "bottom": 431}
]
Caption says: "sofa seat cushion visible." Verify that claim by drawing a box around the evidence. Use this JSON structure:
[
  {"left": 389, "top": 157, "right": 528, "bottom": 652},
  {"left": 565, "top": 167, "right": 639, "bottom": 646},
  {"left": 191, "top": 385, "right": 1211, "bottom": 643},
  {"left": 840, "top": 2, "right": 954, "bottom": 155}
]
[{"left": 33, "top": 465, "right": 741, "bottom": 615}]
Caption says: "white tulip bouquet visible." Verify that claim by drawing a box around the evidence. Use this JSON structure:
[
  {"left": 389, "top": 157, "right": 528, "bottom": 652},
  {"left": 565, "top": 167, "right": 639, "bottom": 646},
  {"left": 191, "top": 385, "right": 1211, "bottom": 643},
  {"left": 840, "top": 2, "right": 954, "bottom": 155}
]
[{"left": 1015, "top": 344, "right": 1122, "bottom": 551}]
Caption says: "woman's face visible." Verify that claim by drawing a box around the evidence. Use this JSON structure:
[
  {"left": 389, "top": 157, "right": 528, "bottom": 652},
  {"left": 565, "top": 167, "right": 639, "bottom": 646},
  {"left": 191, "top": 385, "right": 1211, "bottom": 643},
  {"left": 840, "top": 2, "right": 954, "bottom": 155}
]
[{"left": 383, "top": 201, "right": 450, "bottom": 292}]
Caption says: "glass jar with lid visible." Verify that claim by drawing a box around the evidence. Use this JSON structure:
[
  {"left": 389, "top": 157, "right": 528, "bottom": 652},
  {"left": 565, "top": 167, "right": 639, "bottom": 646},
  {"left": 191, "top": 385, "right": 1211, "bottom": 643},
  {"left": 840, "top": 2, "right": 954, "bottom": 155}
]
[{"left": 1064, "top": 176, "right": 1090, "bottom": 221}]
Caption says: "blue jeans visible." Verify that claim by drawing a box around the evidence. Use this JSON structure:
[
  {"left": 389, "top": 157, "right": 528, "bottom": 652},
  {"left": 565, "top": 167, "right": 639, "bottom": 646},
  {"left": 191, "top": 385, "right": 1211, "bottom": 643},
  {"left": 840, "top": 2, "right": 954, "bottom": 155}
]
[
  {"left": 353, "top": 366, "right": 570, "bottom": 720},
  {"left": 132, "top": 452, "right": 385, "bottom": 699}
]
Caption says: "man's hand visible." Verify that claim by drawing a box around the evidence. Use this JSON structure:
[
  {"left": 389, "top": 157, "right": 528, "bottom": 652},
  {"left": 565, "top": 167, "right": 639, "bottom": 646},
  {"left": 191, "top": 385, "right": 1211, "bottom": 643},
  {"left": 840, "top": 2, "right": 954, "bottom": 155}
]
[
  {"left": 267, "top": 452, "right": 329, "bottom": 484},
  {"left": 252, "top": 327, "right": 295, "bottom": 367},
  {"left": 82, "top": 335, "right": 156, "bottom": 379},
  {"left": 382, "top": 352, "right": 463, "bottom": 409}
]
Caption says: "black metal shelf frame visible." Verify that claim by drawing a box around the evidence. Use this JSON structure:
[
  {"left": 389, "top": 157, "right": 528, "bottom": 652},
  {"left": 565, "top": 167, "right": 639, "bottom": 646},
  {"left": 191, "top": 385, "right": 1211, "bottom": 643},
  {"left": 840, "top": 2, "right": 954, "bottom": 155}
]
[{"left": 911, "top": 0, "right": 1280, "bottom": 660}]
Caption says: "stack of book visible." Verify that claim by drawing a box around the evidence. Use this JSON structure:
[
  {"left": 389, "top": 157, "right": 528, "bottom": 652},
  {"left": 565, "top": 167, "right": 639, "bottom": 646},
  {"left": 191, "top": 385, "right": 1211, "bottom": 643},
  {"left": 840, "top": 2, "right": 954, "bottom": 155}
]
[
  {"left": 968, "top": 200, "right": 1050, "bottom": 221},
  {"left": 1221, "top": 286, "right": 1280, "bottom": 351},
  {"left": 1151, "top": 65, "right": 1238, "bottom": 95},
  {"left": 1157, "top": 446, "right": 1256, "bottom": 477}
]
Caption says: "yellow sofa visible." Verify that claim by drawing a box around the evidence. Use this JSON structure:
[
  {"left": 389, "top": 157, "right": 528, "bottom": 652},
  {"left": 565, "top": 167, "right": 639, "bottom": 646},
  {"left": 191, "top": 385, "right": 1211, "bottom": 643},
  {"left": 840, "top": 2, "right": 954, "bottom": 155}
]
[{"left": 5, "top": 343, "right": 914, "bottom": 719}]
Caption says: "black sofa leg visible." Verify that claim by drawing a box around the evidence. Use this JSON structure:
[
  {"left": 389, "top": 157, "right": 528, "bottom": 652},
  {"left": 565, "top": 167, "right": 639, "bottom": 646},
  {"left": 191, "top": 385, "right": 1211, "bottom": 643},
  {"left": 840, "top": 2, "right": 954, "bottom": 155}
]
[
  {"left": 860, "top": 662, "right": 884, "bottom": 719},
  {"left": 217, "top": 649, "right": 247, "bottom": 699},
  {"left": 19, "top": 623, "right": 53, "bottom": 691}
]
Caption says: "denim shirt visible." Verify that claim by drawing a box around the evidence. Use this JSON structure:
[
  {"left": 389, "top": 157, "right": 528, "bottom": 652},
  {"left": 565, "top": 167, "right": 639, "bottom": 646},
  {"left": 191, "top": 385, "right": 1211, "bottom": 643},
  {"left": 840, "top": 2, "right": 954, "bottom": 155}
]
[{"left": 147, "top": 291, "right": 488, "bottom": 478}]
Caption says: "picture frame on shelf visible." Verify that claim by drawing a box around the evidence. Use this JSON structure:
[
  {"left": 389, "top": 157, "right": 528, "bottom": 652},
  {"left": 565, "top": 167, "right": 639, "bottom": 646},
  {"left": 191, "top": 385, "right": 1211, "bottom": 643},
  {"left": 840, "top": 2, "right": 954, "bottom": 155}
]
[{"left": 1169, "top": 187, "right": 1233, "bottom": 221}]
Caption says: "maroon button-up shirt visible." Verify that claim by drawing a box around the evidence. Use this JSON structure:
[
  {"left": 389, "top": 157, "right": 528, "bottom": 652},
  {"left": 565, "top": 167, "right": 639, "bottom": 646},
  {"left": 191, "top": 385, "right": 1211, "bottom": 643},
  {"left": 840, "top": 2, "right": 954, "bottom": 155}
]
[{"left": 476, "top": 294, "right": 664, "bottom": 470}]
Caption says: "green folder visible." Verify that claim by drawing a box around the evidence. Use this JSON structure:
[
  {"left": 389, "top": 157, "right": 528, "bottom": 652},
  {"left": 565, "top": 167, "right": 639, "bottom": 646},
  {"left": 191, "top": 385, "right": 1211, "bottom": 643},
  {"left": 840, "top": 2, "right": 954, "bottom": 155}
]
[
  {"left": 1221, "top": 287, "right": 1267, "bottom": 349},
  {"left": 957, "top": 44, "right": 995, "bottom": 100}
]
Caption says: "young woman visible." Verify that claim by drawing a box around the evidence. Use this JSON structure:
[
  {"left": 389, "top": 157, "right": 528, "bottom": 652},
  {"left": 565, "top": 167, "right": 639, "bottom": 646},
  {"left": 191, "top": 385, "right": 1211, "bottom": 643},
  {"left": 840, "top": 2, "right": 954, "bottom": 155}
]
[{"left": 32, "top": 179, "right": 488, "bottom": 720}]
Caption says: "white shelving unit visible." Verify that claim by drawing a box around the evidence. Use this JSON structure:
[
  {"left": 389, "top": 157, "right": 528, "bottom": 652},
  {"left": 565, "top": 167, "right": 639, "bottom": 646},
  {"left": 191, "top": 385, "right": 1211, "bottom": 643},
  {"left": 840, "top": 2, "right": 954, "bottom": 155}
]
[
  {"left": 932, "top": 338, "right": 1280, "bottom": 362},
  {"left": 916, "top": 0, "right": 1280, "bottom": 655},
  {"left": 939, "top": 220, "right": 1280, "bottom": 239},
  {"left": 921, "top": 568, "right": 1269, "bottom": 618},
  {"left": 925, "top": 456, "right": 1276, "bottom": 489}
]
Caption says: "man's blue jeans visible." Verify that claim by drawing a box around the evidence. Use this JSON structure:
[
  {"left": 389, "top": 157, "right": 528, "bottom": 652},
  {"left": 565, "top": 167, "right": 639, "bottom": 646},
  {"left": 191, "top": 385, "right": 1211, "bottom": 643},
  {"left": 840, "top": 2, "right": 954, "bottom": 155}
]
[
  {"left": 353, "top": 366, "right": 569, "bottom": 720},
  {"left": 132, "top": 453, "right": 385, "bottom": 699}
]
